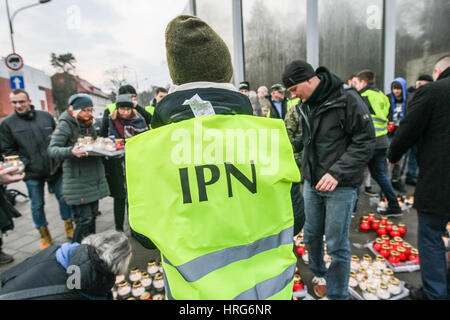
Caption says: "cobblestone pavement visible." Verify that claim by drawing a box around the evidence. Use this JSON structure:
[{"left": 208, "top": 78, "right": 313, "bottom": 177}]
[{"left": 0, "top": 180, "right": 424, "bottom": 299}]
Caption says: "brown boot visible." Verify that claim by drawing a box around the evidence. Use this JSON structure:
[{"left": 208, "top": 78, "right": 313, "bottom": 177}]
[
  {"left": 38, "top": 226, "right": 53, "bottom": 251},
  {"left": 64, "top": 219, "right": 74, "bottom": 240}
]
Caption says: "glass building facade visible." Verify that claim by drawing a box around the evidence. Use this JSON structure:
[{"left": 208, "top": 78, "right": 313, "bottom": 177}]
[{"left": 192, "top": 0, "right": 450, "bottom": 92}]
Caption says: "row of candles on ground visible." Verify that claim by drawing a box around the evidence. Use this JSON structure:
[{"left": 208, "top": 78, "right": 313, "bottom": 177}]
[
  {"left": 350, "top": 255, "right": 404, "bottom": 300},
  {"left": 360, "top": 213, "right": 408, "bottom": 238},
  {"left": 372, "top": 235, "right": 420, "bottom": 265},
  {"left": 112, "top": 261, "right": 165, "bottom": 300},
  {"left": 76, "top": 136, "right": 125, "bottom": 151}
]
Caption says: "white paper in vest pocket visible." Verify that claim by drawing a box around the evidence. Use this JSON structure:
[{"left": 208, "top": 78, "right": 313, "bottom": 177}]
[{"left": 183, "top": 94, "right": 216, "bottom": 118}]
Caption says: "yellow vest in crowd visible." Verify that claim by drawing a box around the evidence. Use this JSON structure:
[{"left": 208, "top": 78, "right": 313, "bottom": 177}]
[{"left": 126, "top": 114, "right": 300, "bottom": 300}]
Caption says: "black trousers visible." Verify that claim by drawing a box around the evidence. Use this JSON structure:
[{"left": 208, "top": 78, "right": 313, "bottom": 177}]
[
  {"left": 291, "top": 182, "right": 305, "bottom": 235},
  {"left": 71, "top": 201, "right": 99, "bottom": 243}
]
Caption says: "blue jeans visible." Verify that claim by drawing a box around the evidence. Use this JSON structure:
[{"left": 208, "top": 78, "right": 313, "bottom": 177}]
[
  {"left": 25, "top": 177, "right": 72, "bottom": 230},
  {"left": 303, "top": 181, "right": 357, "bottom": 300},
  {"left": 406, "top": 145, "right": 419, "bottom": 183},
  {"left": 417, "top": 211, "right": 450, "bottom": 300},
  {"left": 368, "top": 148, "right": 399, "bottom": 207}
]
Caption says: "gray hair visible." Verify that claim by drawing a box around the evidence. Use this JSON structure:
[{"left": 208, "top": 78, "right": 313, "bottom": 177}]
[
  {"left": 82, "top": 230, "right": 132, "bottom": 275},
  {"left": 435, "top": 54, "right": 450, "bottom": 71}
]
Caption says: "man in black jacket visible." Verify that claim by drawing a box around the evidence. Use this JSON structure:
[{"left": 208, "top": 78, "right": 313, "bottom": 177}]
[
  {"left": 266, "top": 84, "right": 289, "bottom": 119},
  {"left": 283, "top": 60, "right": 375, "bottom": 300},
  {"left": 0, "top": 89, "right": 73, "bottom": 251},
  {"left": 388, "top": 55, "right": 450, "bottom": 300}
]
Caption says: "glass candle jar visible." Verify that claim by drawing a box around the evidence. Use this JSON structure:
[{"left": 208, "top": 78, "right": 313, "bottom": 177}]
[
  {"left": 390, "top": 226, "right": 401, "bottom": 238},
  {"left": 153, "top": 273, "right": 165, "bottom": 292},
  {"left": 141, "top": 272, "right": 152, "bottom": 288},
  {"left": 377, "top": 226, "right": 388, "bottom": 237},
  {"left": 349, "top": 271, "right": 358, "bottom": 288},
  {"left": 147, "top": 261, "right": 159, "bottom": 276},
  {"left": 351, "top": 255, "right": 360, "bottom": 271},
  {"left": 377, "top": 282, "right": 391, "bottom": 300},
  {"left": 2, "top": 156, "right": 25, "bottom": 175},
  {"left": 152, "top": 294, "right": 165, "bottom": 300},
  {"left": 373, "top": 238, "right": 384, "bottom": 252},
  {"left": 357, "top": 267, "right": 367, "bottom": 282},
  {"left": 129, "top": 267, "right": 142, "bottom": 282},
  {"left": 382, "top": 268, "right": 394, "bottom": 283},
  {"left": 375, "top": 255, "right": 387, "bottom": 270},
  {"left": 381, "top": 235, "right": 390, "bottom": 245},
  {"left": 132, "top": 281, "right": 146, "bottom": 298},
  {"left": 368, "top": 213, "right": 376, "bottom": 223},
  {"left": 394, "top": 237, "right": 404, "bottom": 247},
  {"left": 388, "top": 251, "right": 400, "bottom": 265},
  {"left": 302, "top": 250, "right": 309, "bottom": 264},
  {"left": 140, "top": 292, "right": 152, "bottom": 300},
  {"left": 408, "top": 249, "right": 420, "bottom": 263},
  {"left": 388, "top": 277, "right": 402, "bottom": 296},
  {"left": 380, "top": 245, "right": 390, "bottom": 258},
  {"left": 359, "top": 275, "right": 369, "bottom": 291},
  {"left": 117, "top": 280, "right": 131, "bottom": 298},
  {"left": 363, "top": 286, "right": 379, "bottom": 300},
  {"left": 371, "top": 219, "right": 380, "bottom": 231},
  {"left": 402, "top": 242, "right": 412, "bottom": 257},
  {"left": 389, "top": 240, "right": 398, "bottom": 253},
  {"left": 386, "top": 221, "right": 394, "bottom": 232},
  {"left": 361, "top": 254, "right": 372, "bottom": 269},
  {"left": 360, "top": 219, "right": 371, "bottom": 233},
  {"left": 379, "top": 216, "right": 388, "bottom": 226},
  {"left": 397, "top": 247, "right": 407, "bottom": 262},
  {"left": 398, "top": 223, "right": 407, "bottom": 236},
  {"left": 296, "top": 243, "right": 306, "bottom": 256}
]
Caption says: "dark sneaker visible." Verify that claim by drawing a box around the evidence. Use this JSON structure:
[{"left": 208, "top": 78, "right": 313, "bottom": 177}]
[
  {"left": 392, "top": 180, "right": 407, "bottom": 193},
  {"left": 312, "top": 276, "right": 327, "bottom": 298},
  {"left": 364, "top": 187, "right": 378, "bottom": 197},
  {"left": 380, "top": 205, "right": 403, "bottom": 218},
  {"left": 0, "top": 250, "right": 14, "bottom": 266}
]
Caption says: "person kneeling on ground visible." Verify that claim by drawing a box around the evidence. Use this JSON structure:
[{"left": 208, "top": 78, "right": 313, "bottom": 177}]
[{"left": 0, "top": 230, "right": 132, "bottom": 300}]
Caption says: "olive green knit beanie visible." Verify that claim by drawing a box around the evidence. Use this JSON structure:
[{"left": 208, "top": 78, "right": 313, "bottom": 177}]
[{"left": 165, "top": 15, "right": 234, "bottom": 85}]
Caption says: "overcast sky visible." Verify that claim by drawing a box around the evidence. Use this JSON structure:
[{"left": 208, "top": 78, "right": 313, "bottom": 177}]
[{"left": 0, "top": 0, "right": 190, "bottom": 92}]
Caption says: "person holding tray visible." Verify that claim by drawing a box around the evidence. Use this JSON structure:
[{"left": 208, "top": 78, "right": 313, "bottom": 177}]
[
  {"left": 107, "top": 94, "right": 148, "bottom": 232},
  {"left": 48, "top": 94, "right": 110, "bottom": 243}
]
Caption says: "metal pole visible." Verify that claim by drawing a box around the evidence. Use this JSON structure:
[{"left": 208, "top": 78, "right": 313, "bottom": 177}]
[
  {"left": 306, "top": 0, "right": 319, "bottom": 70},
  {"left": 232, "top": 0, "right": 245, "bottom": 86},
  {"left": 189, "top": 0, "right": 197, "bottom": 16},
  {"left": 5, "top": 0, "right": 15, "bottom": 52},
  {"left": 383, "top": 0, "right": 397, "bottom": 93}
]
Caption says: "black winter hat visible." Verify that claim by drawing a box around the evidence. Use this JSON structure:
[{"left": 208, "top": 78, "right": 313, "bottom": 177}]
[
  {"left": 119, "top": 85, "right": 137, "bottom": 95},
  {"left": 417, "top": 74, "right": 433, "bottom": 82},
  {"left": 239, "top": 81, "right": 250, "bottom": 91},
  {"left": 165, "top": 15, "right": 233, "bottom": 85},
  {"left": 282, "top": 60, "right": 316, "bottom": 89},
  {"left": 69, "top": 94, "right": 93, "bottom": 111},
  {"left": 116, "top": 94, "right": 135, "bottom": 109}
]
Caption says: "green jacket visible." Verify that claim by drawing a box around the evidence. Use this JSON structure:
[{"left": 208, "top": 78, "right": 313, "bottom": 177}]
[
  {"left": 284, "top": 104, "right": 303, "bottom": 172},
  {"left": 47, "top": 111, "right": 110, "bottom": 206}
]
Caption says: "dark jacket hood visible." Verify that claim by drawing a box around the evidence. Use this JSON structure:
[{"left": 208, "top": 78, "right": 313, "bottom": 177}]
[
  {"left": 438, "top": 67, "right": 450, "bottom": 81},
  {"left": 307, "top": 67, "right": 345, "bottom": 107},
  {"left": 69, "top": 244, "right": 115, "bottom": 298},
  {"left": 151, "top": 84, "right": 253, "bottom": 129}
]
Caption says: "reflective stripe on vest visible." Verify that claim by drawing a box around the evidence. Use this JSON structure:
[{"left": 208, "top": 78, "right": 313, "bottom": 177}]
[
  {"left": 126, "top": 114, "right": 299, "bottom": 300},
  {"left": 361, "top": 89, "right": 390, "bottom": 138},
  {"left": 145, "top": 105, "right": 155, "bottom": 116}
]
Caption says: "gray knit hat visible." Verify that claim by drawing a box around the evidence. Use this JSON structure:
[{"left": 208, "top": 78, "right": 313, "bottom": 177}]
[
  {"left": 116, "top": 94, "right": 135, "bottom": 109},
  {"left": 69, "top": 93, "right": 93, "bottom": 111},
  {"left": 165, "top": 15, "right": 233, "bottom": 85}
]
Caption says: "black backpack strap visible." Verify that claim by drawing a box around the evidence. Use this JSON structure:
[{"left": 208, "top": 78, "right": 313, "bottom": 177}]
[{"left": 0, "top": 285, "right": 71, "bottom": 300}]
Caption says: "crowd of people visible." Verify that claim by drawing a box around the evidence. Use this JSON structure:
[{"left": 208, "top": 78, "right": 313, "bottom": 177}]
[{"left": 0, "top": 14, "right": 448, "bottom": 300}]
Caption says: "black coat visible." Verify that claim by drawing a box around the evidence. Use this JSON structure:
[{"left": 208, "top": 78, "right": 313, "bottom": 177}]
[
  {"left": 388, "top": 68, "right": 450, "bottom": 218},
  {"left": 267, "top": 97, "right": 288, "bottom": 120},
  {"left": 299, "top": 69, "right": 375, "bottom": 188},
  {"left": 0, "top": 108, "right": 56, "bottom": 181},
  {"left": 0, "top": 244, "right": 115, "bottom": 300},
  {"left": 100, "top": 105, "right": 151, "bottom": 138},
  {"left": 0, "top": 187, "right": 21, "bottom": 234}
]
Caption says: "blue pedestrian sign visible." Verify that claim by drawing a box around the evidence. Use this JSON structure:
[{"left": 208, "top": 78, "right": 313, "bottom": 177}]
[{"left": 10, "top": 75, "right": 25, "bottom": 89}]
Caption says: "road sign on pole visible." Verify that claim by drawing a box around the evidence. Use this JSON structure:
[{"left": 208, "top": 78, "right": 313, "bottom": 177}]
[
  {"left": 10, "top": 75, "right": 25, "bottom": 89},
  {"left": 5, "top": 53, "right": 24, "bottom": 71}
]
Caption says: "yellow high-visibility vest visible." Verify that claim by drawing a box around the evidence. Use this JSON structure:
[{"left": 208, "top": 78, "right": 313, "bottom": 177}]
[{"left": 126, "top": 115, "right": 300, "bottom": 300}]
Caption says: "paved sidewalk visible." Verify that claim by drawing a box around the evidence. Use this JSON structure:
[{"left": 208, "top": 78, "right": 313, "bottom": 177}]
[{"left": 0, "top": 179, "right": 424, "bottom": 299}]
